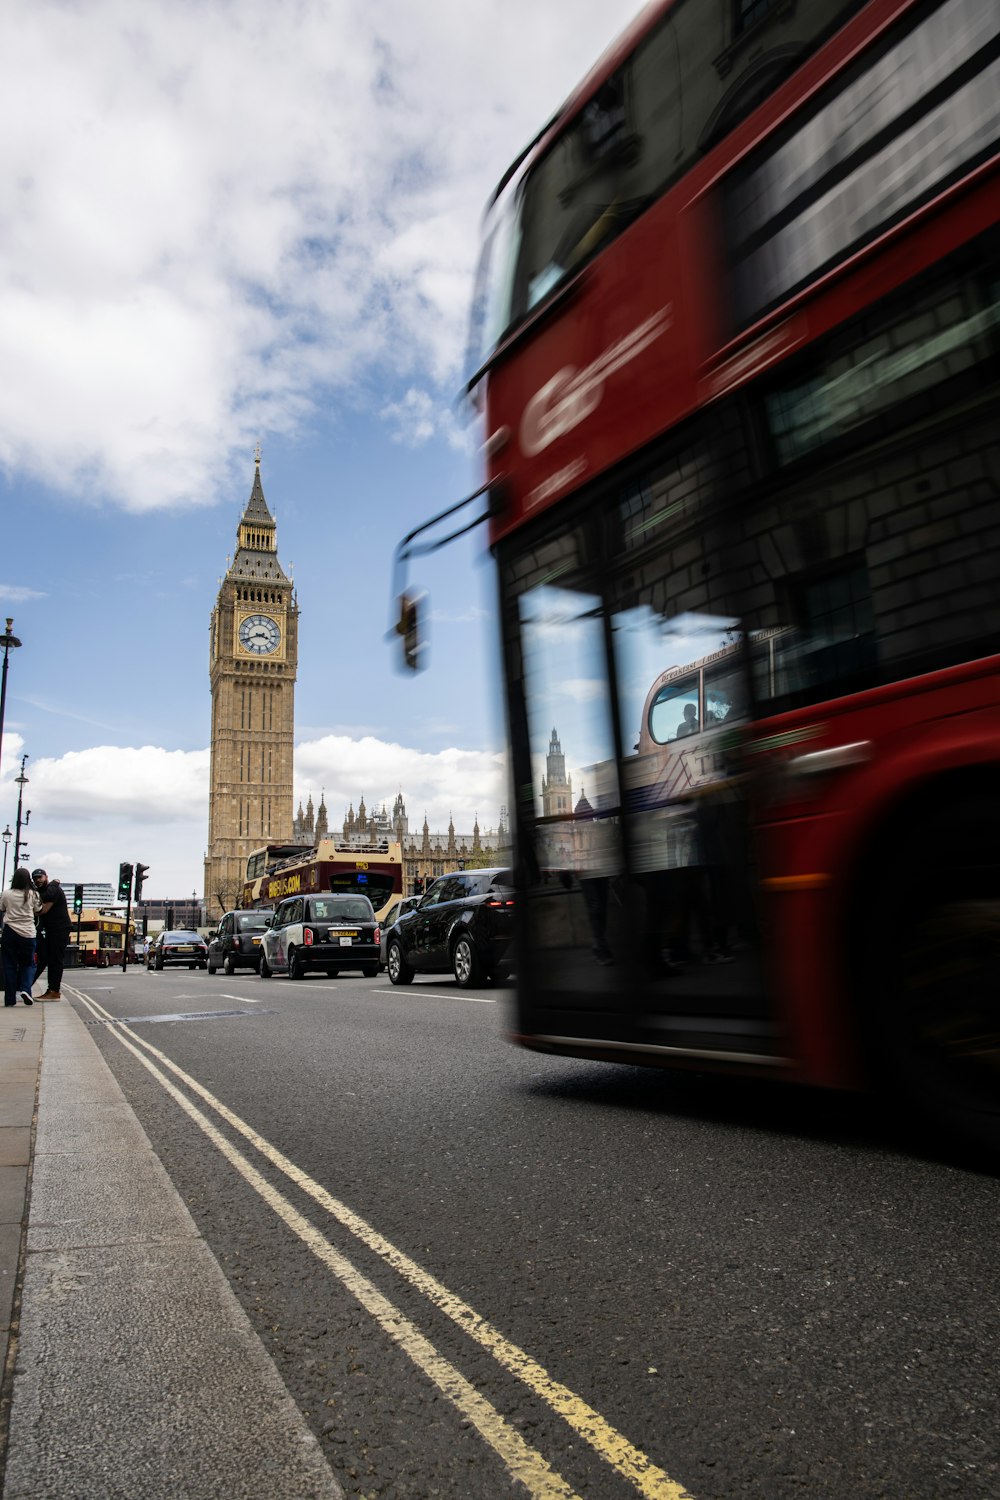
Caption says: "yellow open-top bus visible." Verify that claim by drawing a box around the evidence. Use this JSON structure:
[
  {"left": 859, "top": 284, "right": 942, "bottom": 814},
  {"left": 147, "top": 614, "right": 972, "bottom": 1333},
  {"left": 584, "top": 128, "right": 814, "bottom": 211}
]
[{"left": 241, "top": 838, "right": 404, "bottom": 923}]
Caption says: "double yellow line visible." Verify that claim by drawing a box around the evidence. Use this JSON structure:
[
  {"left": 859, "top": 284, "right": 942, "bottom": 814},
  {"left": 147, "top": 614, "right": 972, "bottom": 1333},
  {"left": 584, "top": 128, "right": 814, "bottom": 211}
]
[{"left": 69, "top": 986, "right": 695, "bottom": 1500}]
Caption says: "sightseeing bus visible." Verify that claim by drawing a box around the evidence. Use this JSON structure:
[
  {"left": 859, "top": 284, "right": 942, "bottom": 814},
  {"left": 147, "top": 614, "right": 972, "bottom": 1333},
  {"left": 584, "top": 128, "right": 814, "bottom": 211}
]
[
  {"left": 395, "top": 0, "right": 1000, "bottom": 1148},
  {"left": 241, "top": 838, "right": 404, "bottom": 922},
  {"left": 71, "top": 911, "right": 135, "bottom": 967}
]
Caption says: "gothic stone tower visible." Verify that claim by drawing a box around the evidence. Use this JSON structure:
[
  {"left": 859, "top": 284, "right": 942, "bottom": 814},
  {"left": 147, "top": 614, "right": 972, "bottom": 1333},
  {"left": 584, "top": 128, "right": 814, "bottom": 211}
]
[
  {"left": 541, "top": 727, "right": 572, "bottom": 817},
  {"left": 204, "top": 454, "right": 299, "bottom": 915}
]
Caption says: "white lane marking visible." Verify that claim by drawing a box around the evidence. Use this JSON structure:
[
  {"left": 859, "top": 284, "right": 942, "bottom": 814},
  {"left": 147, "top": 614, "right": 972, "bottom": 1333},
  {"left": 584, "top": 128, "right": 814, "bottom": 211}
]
[
  {"left": 220, "top": 994, "right": 260, "bottom": 1003},
  {"left": 70, "top": 983, "right": 694, "bottom": 1500},
  {"left": 71, "top": 989, "right": 584, "bottom": 1500},
  {"left": 372, "top": 989, "right": 494, "bottom": 1003}
]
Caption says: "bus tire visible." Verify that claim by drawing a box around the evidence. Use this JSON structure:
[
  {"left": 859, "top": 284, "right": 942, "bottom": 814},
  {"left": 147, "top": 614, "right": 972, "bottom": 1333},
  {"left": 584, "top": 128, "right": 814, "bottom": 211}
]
[
  {"left": 869, "top": 794, "right": 1000, "bottom": 1154},
  {"left": 387, "top": 941, "right": 413, "bottom": 985},
  {"left": 452, "top": 933, "right": 482, "bottom": 988},
  {"left": 288, "top": 948, "right": 305, "bottom": 981},
  {"left": 259, "top": 954, "right": 271, "bottom": 979}
]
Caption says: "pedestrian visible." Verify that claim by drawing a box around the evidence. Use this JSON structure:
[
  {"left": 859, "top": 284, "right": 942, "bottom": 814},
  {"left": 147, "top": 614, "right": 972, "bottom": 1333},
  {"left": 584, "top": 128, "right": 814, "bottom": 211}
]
[
  {"left": 1, "top": 867, "right": 40, "bottom": 1007},
  {"left": 32, "top": 868, "right": 70, "bottom": 1001}
]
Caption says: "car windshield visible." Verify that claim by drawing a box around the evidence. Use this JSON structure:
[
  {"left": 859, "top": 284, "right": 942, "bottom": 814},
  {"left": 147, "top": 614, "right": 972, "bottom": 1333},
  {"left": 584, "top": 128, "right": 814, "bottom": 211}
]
[
  {"left": 237, "top": 913, "right": 270, "bottom": 931},
  {"left": 311, "top": 899, "right": 372, "bottom": 922}
]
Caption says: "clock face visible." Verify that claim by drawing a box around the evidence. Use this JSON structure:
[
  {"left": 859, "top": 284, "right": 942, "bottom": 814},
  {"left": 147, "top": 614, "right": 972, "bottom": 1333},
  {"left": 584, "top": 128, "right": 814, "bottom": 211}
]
[{"left": 238, "top": 613, "right": 281, "bottom": 655}]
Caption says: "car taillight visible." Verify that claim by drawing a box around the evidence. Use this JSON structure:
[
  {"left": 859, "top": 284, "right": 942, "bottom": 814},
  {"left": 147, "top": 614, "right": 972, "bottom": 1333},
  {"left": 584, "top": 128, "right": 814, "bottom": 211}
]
[
  {"left": 487, "top": 897, "right": 513, "bottom": 908},
  {"left": 373, "top": 926, "right": 380, "bottom": 944},
  {"left": 304, "top": 927, "right": 313, "bottom": 946}
]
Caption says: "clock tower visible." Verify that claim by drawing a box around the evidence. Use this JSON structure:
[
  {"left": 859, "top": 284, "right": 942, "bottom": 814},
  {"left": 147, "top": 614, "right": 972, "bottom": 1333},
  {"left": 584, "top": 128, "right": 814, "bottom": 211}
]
[{"left": 204, "top": 452, "right": 299, "bottom": 916}]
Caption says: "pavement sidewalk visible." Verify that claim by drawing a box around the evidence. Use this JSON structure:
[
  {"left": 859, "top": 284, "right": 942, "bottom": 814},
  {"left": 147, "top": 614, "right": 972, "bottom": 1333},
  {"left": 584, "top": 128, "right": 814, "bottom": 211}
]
[{"left": 0, "top": 995, "right": 344, "bottom": 1500}]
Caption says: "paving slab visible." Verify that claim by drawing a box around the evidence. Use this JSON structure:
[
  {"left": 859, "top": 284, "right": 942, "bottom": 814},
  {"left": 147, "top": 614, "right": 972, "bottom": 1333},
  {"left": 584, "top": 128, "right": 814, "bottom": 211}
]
[{"left": 2, "top": 994, "right": 343, "bottom": 1500}]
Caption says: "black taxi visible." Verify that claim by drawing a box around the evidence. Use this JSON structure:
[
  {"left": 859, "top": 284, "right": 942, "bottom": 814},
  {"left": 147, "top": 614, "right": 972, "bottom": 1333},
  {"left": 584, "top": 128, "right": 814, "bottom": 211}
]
[{"left": 259, "top": 893, "right": 380, "bottom": 979}]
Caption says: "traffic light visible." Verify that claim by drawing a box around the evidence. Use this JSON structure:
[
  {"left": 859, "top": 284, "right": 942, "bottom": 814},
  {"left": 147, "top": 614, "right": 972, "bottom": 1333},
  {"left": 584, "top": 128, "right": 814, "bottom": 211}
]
[
  {"left": 73, "top": 883, "right": 84, "bottom": 915},
  {"left": 117, "top": 862, "right": 133, "bottom": 901},
  {"left": 134, "top": 863, "right": 149, "bottom": 901},
  {"left": 396, "top": 590, "right": 424, "bottom": 672}
]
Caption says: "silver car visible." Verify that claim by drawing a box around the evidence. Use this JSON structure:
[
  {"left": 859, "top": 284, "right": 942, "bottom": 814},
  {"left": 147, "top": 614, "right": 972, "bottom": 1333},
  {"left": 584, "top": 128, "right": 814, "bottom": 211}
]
[{"left": 379, "top": 894, "right": 421, "bottom": 969}]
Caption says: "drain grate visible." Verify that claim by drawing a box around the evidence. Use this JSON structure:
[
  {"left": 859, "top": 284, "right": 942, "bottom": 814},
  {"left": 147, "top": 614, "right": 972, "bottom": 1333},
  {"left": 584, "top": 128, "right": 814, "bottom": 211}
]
[{"left": 85, "top": 1008, "right": 277, "bottom": 1026}]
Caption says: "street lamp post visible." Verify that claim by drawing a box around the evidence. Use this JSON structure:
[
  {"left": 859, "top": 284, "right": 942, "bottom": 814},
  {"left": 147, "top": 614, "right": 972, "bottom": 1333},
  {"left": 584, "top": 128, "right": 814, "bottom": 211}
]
[
  {"left": 0, "top": 617, "right": 22, "bottom": 797},
  {"left": 14, "top": 756, "right": 29, "bottom": 868},
  {"left": 1, "top": 825, "right": 11, "bottom": 888}
]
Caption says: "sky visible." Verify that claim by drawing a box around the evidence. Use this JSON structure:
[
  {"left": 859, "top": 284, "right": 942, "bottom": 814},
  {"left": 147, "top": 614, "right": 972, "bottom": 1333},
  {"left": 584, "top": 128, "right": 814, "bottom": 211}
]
[{"left": 0, "top": 0, "right": 638, "bottom": 900}]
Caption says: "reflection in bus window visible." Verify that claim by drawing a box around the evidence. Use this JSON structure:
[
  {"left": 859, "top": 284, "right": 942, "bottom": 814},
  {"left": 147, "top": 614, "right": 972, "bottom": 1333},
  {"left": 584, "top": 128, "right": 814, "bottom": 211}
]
[
  {"left": 704, "top": 662, "right": 745, "bottom": 726},
  {"left": 648, "top": 678, "right": 699, "bottom": 744}
]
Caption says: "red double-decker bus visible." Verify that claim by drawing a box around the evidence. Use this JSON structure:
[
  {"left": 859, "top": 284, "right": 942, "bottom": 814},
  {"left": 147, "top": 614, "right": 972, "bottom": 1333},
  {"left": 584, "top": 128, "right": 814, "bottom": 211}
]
[{"left": 397, "top": 0, "right": 1000, "bottom": 1148}]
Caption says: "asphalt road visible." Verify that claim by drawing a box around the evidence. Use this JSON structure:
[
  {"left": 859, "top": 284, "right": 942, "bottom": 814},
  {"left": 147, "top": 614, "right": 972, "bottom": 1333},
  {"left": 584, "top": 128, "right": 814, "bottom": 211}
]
[{"left": 69, "top": 964, "right": 999, "bottom": 1500}]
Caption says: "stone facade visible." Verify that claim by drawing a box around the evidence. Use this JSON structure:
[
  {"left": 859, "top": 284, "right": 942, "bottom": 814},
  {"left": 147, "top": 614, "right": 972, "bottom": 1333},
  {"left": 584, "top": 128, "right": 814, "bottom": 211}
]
[
  {"left": 204, "top": 456, "right": 298, "bottom": 917},
  {"left": 293, "top": 790, "right": 511, "bottom": 894}
]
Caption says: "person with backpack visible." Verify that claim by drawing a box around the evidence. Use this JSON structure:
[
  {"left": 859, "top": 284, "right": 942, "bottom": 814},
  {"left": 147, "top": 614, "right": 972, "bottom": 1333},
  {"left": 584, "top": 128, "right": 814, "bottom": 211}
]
[{"left": 1, "top": 867, "right": 41, "bottom": 1006}]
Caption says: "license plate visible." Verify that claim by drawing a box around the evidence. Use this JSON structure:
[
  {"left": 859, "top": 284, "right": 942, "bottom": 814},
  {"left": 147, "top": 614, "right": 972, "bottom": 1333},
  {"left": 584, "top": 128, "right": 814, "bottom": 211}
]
[
  {"left": 177, "top": 945, "right": 192, "bottom": 952},
  {"left": 330, "top": 928, "right": 359, "bottom": 937}
]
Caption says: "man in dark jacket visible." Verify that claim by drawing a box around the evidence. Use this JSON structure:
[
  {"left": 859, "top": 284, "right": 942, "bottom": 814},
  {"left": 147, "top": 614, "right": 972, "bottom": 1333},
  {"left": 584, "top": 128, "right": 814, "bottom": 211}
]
[{"left": 33, "top": 869, "right": 70, "bottom": 1000}]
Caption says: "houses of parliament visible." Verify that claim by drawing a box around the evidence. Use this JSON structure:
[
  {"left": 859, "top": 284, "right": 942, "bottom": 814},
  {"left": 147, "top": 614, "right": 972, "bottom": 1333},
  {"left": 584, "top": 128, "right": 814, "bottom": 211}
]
[{"left": 204, "top": 457, "right": 509, "bottom": 915}]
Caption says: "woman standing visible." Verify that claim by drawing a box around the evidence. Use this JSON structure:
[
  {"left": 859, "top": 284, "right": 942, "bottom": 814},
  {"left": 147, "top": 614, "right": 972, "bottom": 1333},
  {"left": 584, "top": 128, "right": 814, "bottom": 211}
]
[{"left": 1, "top": 867, "right": 41, "bottom": 1006}]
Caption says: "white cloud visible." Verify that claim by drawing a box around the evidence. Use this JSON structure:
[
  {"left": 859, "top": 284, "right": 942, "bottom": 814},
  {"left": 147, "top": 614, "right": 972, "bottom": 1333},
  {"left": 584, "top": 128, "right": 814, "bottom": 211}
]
[
  {"left": 2, "top": 733, "right": 508, "bottom": 898},
  {"left": 0, "top": 586, "right": 46, "bottom": 605},
  {"left": 0, "top": 0, "right": 629, "bottom": 512},
  {"left": 380, "top": 388, "right": 470, "bottom": 452}
]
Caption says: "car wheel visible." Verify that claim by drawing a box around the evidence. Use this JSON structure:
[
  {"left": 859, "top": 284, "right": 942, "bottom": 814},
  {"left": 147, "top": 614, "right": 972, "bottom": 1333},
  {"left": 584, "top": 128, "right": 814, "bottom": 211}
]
[
  {"left": 225, "top": 955, "right": 236, "bottom": 976},
  {"left": 452, "top": 933, "right": 482, "bottom": 988},
  {"left": 207, "top": 959, "right": 217, "bottom": 974},
  {"left": 387, "top": 940, "right": 414, "bottom": 986},
  {"left": 259, "top": 953, "right": 271, "bottom": 979},
  {"left": 155, "top": 955, "right": 164, "bottom": 971},
  {"left": 288, "top": 947, "right": 305, "bottom": 981},
  {"left": 362, "top": 963, "right": 378, "bottom": 978}
]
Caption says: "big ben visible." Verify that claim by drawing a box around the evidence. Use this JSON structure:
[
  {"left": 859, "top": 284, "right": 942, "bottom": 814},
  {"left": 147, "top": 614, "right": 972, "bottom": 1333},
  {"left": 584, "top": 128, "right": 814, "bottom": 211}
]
[{"left": 204, "top": 451, "right": 298, "bottom": 915}]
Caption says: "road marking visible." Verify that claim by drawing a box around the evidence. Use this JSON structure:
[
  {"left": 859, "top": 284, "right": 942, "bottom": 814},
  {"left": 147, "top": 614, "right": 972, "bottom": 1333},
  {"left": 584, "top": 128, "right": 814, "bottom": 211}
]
[
  {"left": 69, "top": 983, "right": 694, "bottom": 1500},
  {"left": 372, "top": 989, "right": 494, "bottom": 1003},
  {"left": 70, "top": 989, "right": 582, "bottom": 1500},
  {"left": 219, "top": 993, "right": 260, "bottom": 1003}
]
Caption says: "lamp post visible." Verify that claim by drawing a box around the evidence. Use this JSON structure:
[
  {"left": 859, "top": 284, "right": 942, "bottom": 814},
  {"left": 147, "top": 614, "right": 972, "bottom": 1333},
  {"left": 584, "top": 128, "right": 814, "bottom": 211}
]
[
  {"left": 14, "top": 756, "right": 29, "bottom": 868},
  {"left": 0, "top": 618, "right": 22, "bottom": 789},
  {"left": 1, "top": 825, "right": 10, "bottom": 888}
]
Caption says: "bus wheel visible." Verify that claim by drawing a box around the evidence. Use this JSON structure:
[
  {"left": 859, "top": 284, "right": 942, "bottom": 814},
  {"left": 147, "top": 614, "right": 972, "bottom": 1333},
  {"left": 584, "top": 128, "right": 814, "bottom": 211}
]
[
  {"left": 452, "top": 934, "right": 482, "bottom": 988},
  {"left": 288, "top": 948, "right": 305, "bottom": 981},
  {"left": 259, "top": 954, "right": 271, "bottom": 979},
  {"left": 387, "top": 941, "right": 413, "bottom": 986},
  {"left": 875, "top": 801, "right": 1000, "bottom": 1153}
]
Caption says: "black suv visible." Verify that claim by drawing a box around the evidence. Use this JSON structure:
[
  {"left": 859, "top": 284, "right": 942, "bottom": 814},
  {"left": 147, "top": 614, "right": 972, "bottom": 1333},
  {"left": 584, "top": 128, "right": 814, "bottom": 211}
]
[
  {"left": 260, "top": 894, "right": 380, "bottom": 979},
  {"left": 207, "top": 909, "right": 274, "bottom": 974},
  {"left": 385, "top": 868, "right": 514, "bottom": 988}
]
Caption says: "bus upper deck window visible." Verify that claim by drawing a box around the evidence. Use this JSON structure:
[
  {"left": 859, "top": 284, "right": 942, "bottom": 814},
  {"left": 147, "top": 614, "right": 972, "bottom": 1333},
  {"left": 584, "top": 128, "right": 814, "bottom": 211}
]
[{"left": 648, "top": 678, "right": 699, "bottom": 744}]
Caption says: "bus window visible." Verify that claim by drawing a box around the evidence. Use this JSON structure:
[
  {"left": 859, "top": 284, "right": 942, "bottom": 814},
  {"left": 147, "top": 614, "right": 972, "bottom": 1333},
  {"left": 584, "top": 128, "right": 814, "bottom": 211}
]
[
  {"left": 704, "top": 661, "right": 746, "bottom": 728},
  {"left": 648, "top": 677, "right": 700, "bottom": 744}
]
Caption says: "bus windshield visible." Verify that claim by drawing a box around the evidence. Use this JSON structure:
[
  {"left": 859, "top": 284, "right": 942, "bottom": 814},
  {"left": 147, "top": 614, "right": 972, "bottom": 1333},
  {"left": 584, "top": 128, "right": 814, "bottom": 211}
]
[{"left": 466, "top": 0, "right": 866, "bottom": 373}]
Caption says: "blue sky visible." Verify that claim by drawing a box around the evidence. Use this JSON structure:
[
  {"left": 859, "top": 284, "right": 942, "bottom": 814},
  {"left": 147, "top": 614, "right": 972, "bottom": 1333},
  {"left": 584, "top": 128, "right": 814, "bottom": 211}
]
[{"left": 0, "top": 0, "right": 632, "bottom": 897}]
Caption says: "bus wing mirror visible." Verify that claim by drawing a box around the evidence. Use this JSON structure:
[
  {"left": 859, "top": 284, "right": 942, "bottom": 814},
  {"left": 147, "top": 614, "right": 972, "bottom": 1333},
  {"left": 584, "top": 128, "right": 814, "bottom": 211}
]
[{"left": 395, "top": 590, "right": 426, "bottom": 673}]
